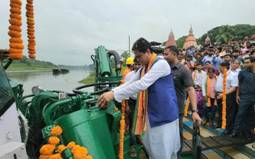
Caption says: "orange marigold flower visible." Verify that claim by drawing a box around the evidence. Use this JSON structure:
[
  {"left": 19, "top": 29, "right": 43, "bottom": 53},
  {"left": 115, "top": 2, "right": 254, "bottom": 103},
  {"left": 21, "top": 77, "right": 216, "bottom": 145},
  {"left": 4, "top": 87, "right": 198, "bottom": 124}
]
[
  {"left": 39, "top": 144, "right": 55, "bottom": 155},
  {"left": 72, "top": 150, "right": 84, "bottom": 159},
  {"left": 48, "top": 136, "right": 60, "bottom": 145},
  {"left": 51, "top": 125, "right": 63, "bottom": 136},
  {"left": 67, "top": 141, "right": 76, "bottom": 149},
  {"left": 79, "top": 147, "right": 88, "bottom": 155},
  {"left": 57, "top": 145, "right": 66, "bottom": 153}
]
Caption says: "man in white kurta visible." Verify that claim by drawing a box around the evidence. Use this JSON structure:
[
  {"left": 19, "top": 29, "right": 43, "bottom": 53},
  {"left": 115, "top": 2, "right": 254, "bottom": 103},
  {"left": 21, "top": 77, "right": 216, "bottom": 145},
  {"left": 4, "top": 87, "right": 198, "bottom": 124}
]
[{"left": 99, "top": 37, "right": 180, "bottom": 159}]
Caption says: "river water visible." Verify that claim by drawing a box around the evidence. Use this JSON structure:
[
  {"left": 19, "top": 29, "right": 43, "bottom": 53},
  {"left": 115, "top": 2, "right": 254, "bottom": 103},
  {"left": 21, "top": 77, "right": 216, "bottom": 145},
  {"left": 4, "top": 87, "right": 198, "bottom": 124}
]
[{"left": 7, "top": 69, "right": 91, "bottom": 95}]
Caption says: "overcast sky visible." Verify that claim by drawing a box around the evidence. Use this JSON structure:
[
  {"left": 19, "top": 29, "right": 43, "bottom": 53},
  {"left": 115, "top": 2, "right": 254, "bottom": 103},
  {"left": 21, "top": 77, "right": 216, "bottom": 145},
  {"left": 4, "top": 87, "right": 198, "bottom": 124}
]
[{"left": 0, "top": 0, "right": 254, "bottom": 65}]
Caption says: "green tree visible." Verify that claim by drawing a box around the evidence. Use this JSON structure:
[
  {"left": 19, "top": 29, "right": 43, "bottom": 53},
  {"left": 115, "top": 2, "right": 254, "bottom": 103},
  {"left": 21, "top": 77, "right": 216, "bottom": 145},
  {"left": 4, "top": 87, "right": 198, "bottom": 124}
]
[
  {"left": 198, "top": 24, "right": 255, "bottom": 45},
  {"left": 121, "top": 51, "right": 130, "bottom": 59},
  {"left": 176, "top": 36, "right": 187, "bottom": 48}
]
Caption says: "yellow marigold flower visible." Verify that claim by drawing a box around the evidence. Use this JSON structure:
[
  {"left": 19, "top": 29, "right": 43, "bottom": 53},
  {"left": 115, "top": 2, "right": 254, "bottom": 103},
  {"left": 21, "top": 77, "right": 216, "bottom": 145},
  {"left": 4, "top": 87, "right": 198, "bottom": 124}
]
[
  {"left": 51, "top": 125, "right": 63, "bottom": 136},
  {"left": 73, "top": 150, "right": 83, "bottom": 159},
  {"left": 67, "top": 141, "right": 76, "bottom": 149},
  {"left": 79, "top": 147, "right": 88, "bottom": 155},
  {"left": 57, "top": 145, "right": 66, "bottom": 153},
  {"left": 39, "top": 144, "right": 55, "bottom": 155},
  {"left": 73, "top": 145, "right": 82, "bottom": 150},
  {"left": 72, "top": 146, "right": 81, "bottom": 154},
  {"left": 48, "top": 136, "right": 60, "bottom": 145}
]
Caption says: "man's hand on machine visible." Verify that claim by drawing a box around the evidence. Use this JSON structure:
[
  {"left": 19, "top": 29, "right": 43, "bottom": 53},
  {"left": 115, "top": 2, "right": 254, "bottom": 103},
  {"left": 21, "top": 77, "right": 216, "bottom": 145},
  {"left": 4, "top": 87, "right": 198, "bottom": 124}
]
[{"left": 98, "top": 91, "right": 114, "bottom": 108}]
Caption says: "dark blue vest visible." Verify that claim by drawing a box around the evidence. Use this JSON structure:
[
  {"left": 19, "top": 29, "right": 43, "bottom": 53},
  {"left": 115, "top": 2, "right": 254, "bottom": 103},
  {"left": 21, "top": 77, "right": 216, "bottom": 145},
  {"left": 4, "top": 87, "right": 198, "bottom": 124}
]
[{"left": 147, "top": 60, "right": 179, "bottom": 127}]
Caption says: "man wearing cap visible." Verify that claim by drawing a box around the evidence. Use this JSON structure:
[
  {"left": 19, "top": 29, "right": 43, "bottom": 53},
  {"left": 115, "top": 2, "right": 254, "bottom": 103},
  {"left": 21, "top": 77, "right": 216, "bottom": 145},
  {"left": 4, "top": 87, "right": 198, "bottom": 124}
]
[
  {"left": 121, "top": 57, "right": 134, "bottom": 83},
  {"left": 98, "top": 38, "right": 180, "bottom": 159}
]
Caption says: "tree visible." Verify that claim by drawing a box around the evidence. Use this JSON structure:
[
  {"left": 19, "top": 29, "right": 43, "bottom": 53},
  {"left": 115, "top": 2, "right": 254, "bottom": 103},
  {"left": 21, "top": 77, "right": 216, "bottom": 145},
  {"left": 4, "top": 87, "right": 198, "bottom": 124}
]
[
  {"left": 198, "top": 24, "right": 255, "bottom": 45},
  {"left": 176, "top": 36, "right": 187, "bottom": 48},
  {"left": 121, "top": 51, "right": 130, "bottom": 60}
]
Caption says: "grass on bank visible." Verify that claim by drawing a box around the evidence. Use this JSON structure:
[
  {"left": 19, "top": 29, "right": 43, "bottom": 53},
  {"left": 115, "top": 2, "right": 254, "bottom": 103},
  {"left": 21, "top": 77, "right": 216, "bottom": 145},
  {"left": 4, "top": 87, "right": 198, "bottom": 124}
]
[
  {"left": 79, "top": 72, "right": 95, "bottom": 84},
  {"left": 7, "top": 63, "right": 55, "bottom": 72},
  {"left": 3, "top": 56, "right": 57, "bottom": 72}
]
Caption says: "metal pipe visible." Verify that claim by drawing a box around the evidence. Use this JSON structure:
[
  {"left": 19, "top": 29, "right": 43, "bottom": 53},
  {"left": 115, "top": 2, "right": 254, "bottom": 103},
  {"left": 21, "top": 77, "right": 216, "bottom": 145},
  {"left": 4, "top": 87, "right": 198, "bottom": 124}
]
[{"left": 42, "top": 94, "right": 90, "bottom": 125}]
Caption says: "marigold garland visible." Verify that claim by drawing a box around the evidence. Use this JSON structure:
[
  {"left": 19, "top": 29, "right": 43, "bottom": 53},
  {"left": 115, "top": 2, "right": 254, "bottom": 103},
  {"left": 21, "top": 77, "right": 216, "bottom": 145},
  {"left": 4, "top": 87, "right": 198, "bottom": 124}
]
[
  {"left": 119, "top": 101, "right": 126, "bottom": 159},
  {"left": 70, "top": 143, "right": 92, "bottom": 159},
  {"left": 8, "top": 0, "right": 23, "bottom": 60},
  {"left": 221, "top": 68, "right": 227, "bottom": 129},
  {"left": 39, "top": 125, "right": 93, "bottom": 159},
  {"left": 184, "top": 96, "right": 190, "bottom": 116},
  {"left": 206, "top": 77, "right": 211, "bottom": 107},
  {"left": 26, "top": 0, "right": 36, "bottom": 59}
]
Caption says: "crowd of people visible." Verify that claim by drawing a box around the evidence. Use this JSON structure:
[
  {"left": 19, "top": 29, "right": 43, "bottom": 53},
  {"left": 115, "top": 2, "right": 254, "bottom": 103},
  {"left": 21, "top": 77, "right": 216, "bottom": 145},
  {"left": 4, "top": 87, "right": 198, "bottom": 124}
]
[
  {"left": 174, "top": 37, "right": 255, "bottom": 139},
  {"left": 98, "top": 37, "right": 255, "bottom": 159}
]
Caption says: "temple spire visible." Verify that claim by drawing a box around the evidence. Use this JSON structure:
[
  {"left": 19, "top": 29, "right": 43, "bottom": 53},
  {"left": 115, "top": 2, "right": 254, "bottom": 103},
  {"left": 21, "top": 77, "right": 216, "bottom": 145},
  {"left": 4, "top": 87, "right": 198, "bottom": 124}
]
[
  {"left": 189, "top": 25, "right": 193, "bottom": 35},
  {"left": 183, "top": 26, "right": 197, "bottom": 49},
  {"left": 166, "top": 29, "right": 177, "bottom": 47}
]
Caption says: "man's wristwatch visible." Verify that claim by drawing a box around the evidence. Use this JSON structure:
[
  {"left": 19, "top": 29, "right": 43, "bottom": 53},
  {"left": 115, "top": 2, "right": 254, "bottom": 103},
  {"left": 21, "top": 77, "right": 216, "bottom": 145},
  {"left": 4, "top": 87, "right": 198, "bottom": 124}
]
[{"left": 192, "top": 109, "right": 198, "bottom": 113}]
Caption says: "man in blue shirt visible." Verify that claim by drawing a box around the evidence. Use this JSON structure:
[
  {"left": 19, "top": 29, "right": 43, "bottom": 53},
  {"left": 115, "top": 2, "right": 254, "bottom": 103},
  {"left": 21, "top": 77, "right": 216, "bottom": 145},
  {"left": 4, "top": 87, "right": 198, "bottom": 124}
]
[{"left": 231, "top": 57, "right": 255, "bottom": 139}]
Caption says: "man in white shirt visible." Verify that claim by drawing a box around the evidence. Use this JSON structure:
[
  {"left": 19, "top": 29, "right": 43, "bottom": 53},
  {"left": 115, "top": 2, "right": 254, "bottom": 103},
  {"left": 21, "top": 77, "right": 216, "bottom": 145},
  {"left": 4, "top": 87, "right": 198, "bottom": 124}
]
[
  {"left": 98, "top": 38, "right": 180, "bottom": 159},
  {"left": 215, "top": 62, "right": 238, "bottom": 134},
  {"left": 226, "top": 59, "right": 241, "bottom": 134},
  {"left": 230, "top": 59, "right": 241, "bottom": 76},
  {"left": 202, "top": 49, "right": 214, "bottom": 64},
  {"left": 192, "top": 62, "right": 207, "bottom": 93}
]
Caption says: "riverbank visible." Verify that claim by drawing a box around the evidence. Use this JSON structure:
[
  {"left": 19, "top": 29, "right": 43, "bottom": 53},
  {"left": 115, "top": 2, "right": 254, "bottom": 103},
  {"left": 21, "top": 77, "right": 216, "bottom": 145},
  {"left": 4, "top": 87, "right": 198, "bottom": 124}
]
[
  {"left": 6, "top": 63, "right": 55, "bottom": 73},
  {"left": 8, "top": 69, "right": 90, "bottom": 95},
  {"left": 79, "top": 72, "right": 95, "bottom": 84},
  {"left": 7, "top": 69, "right": 52, "bottom": 73}
]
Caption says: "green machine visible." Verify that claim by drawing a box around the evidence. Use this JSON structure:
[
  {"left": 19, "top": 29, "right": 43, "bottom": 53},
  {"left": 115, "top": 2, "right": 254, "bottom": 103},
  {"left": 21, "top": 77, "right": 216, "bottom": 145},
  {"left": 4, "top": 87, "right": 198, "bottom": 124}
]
[
  {"left": 0, "top": 46, "right": 200, "bottom": 159},
  {"left": 6, "top": 46, "right": 145, "bottom": 159},
  {"left": 91, "top": 45, "right": 122, "bottom": 90}
]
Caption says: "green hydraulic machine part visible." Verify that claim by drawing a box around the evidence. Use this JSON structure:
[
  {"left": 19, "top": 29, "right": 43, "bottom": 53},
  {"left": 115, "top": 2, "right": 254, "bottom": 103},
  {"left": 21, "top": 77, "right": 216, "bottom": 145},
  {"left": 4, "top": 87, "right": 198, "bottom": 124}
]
[
  {"left": 91, "top": 45, "right": 122, "bottom": 91},
  {"left": 14, "top": 46, "right": 145, "bottom": 159}
]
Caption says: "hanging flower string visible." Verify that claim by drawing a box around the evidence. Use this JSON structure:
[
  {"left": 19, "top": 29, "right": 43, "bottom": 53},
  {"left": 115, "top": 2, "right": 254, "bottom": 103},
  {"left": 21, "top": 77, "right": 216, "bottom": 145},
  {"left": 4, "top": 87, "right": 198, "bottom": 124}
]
[
  {"left": 39, "top": 125, "right": 93, "bottom": 159},
  {"left": 8, "top": 0, "right": 24, "bottom": 60},
  {"left": 119, "top": 101, "right": 126, "bottom": 159},
  {"left": 184, "top": 96, "right": 190, "bottom": 116},
  {"left": 206, "top": 77, "right": 211, "bottom": 107},
  {"left": 221, "top": 68, "right": 227, "bottom": 129},
  {"left": 26, "top": 0, "right": 36, "bottom": 59}
]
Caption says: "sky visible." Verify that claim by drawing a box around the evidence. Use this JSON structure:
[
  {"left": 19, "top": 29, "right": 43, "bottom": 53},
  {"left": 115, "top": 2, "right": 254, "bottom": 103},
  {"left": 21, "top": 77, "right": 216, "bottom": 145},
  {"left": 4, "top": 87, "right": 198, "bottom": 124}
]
[{"left": 0, "top": 0, "right": 254, "bottom": 65}]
